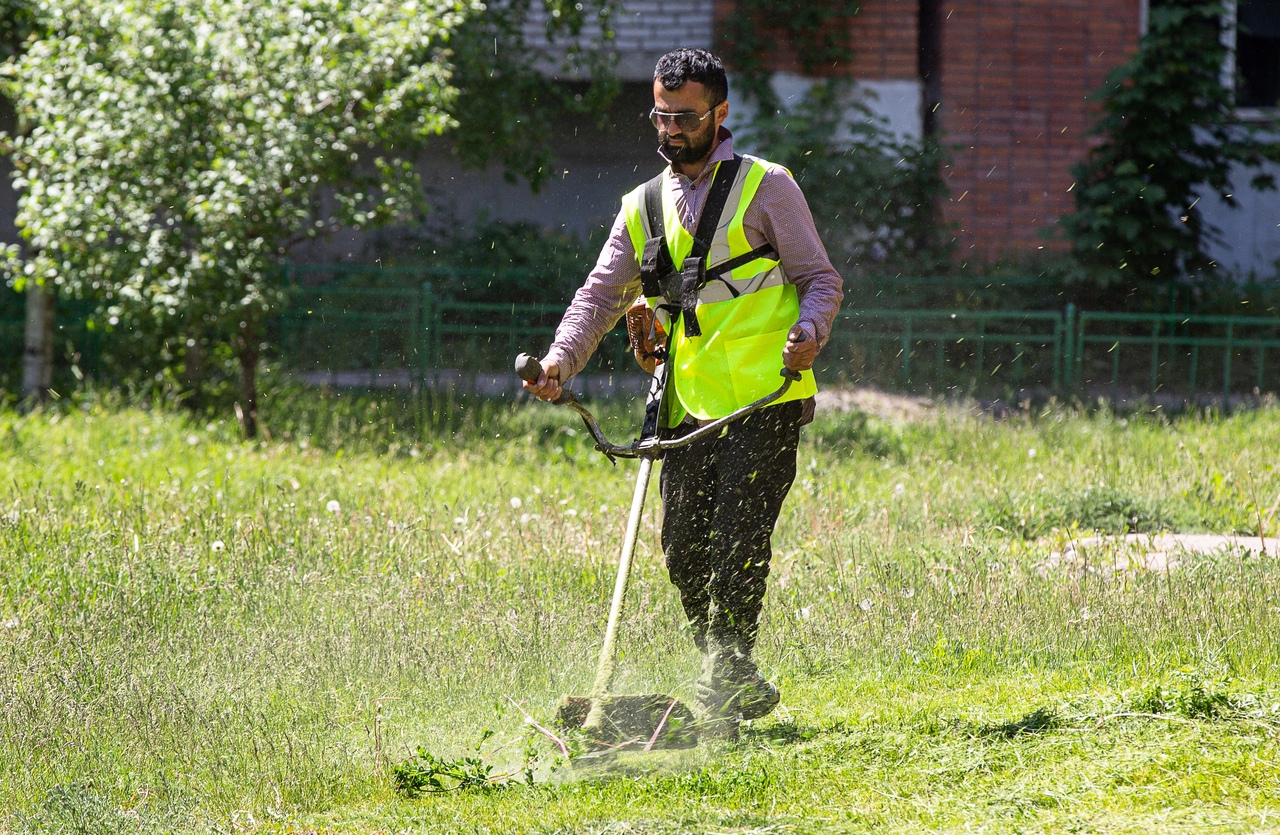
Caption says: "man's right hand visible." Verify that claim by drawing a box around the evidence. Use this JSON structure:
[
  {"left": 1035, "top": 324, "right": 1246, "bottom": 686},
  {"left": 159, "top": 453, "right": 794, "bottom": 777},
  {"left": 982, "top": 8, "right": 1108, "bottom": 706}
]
[{"left": 522, "top": 359, "right": 563, "bottom": 402}]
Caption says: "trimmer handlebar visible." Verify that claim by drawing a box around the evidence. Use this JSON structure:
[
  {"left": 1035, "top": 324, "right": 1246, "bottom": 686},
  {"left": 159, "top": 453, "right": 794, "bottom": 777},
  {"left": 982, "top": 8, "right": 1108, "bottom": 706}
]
[{"left": 515, "top": 352, "right": 802, "bottom": 461}]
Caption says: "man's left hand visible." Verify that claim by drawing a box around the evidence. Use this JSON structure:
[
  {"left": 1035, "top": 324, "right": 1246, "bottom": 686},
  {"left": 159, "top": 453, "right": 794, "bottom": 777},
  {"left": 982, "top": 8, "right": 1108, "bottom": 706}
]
[{"left": 783, "top": 324, "right": 816, "bottom": 372}]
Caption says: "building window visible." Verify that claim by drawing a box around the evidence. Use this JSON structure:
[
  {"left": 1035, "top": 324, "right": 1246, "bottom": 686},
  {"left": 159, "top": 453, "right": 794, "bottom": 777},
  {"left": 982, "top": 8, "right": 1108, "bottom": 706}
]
[
  {"left": 1145, "top": 0, "right": 1280, "bottom": 112},
  {"left": 1237, "top": 0, "right": 1280, "bottom": 108}
]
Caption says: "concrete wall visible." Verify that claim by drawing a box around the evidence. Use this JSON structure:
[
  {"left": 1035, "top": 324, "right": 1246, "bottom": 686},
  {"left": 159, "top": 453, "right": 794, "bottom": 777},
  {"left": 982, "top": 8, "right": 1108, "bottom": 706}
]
[{"left": 1196, "top": 151, "right": 1280, "bottom": 278}]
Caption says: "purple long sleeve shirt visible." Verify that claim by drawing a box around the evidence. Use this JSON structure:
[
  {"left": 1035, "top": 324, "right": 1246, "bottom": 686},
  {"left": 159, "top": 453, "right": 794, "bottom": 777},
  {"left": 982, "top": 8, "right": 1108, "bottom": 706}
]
[{"left": 544, "top": 129, "right": 844, "bottom": 381}]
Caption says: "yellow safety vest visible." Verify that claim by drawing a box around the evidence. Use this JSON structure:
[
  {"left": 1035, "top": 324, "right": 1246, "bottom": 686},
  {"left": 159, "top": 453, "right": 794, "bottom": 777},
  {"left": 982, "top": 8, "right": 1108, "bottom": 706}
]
[{"left": 621, "top": 155, "right": 817, "bottom": 426}]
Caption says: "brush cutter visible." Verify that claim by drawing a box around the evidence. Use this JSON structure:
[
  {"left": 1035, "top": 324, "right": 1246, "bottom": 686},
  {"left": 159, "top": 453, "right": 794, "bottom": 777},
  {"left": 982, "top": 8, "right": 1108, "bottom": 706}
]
[{"left": 515, "top": 352, "right": 802, "bottom": 752}]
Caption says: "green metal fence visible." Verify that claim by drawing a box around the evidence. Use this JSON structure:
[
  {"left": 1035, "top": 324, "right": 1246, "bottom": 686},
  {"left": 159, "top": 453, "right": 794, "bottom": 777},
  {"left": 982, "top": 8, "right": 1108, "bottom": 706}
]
[
  {"left": 7, "top": 271, "right": 1280, "bottom": 402},
  {"left": 822, "top": 308, "right": 1067, "bottom": 395},
  {"left": 1073, "top": 309, "right": 1280, "bottom": 402}
]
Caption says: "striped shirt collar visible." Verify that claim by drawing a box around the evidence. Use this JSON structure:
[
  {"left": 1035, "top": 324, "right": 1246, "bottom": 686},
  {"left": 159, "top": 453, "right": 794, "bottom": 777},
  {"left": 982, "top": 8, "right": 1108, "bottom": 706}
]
[{"left": 661, "top": 127, "right": 735, "bottom": 188}]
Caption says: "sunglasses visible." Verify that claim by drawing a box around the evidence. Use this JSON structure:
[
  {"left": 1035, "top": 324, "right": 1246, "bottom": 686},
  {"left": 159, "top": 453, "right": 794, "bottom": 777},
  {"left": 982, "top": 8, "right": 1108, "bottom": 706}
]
[{"left": 649, "top": 102, "right": 722, "bottom": 132}]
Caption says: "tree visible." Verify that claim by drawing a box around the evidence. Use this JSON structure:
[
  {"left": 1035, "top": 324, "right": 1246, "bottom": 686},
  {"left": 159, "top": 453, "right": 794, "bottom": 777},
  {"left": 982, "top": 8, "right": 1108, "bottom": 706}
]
[
  {"left": 1059, "top": 0, "right": 1280, "bottom": 304},
  {"left": 740, "top": 81, "right": 952, "bottom": 278},
  {"left": 0, "top": 0, "right": 617, "bottom": 434}
]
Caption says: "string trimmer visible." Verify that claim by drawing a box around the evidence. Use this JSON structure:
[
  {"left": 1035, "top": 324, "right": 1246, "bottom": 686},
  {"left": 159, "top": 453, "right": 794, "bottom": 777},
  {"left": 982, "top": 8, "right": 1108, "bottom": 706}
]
[{"left": 515, "top": 353, "right": 801, "bottom": 752}]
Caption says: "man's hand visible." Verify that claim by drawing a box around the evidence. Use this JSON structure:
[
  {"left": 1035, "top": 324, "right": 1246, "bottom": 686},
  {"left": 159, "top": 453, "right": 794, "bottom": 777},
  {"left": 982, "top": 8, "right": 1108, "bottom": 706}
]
[
  {"left": 782, "top": 324, "right": 816, "bottom": 372},
  {"left": 522, "top": 359, "right": 563, "bottom": 401}
]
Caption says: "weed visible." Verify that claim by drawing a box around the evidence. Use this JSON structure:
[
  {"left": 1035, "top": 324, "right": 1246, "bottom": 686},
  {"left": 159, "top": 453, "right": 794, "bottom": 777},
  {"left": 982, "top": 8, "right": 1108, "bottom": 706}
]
[
  {"left": 981, "top": 483, "right": 1171, "bottom": 538},
  {"left": 1129, "top": 667, "right": 1236, "bottom": 720},
  {"left": 391, "top": 748, "right": 499, "bottom": 797}
]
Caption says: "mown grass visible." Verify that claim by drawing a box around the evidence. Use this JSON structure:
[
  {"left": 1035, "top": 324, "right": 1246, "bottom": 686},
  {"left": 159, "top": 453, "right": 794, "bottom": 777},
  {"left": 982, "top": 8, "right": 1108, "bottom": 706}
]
[{"left": 1, "top": 388, "right": 1278, "bottom": 833}]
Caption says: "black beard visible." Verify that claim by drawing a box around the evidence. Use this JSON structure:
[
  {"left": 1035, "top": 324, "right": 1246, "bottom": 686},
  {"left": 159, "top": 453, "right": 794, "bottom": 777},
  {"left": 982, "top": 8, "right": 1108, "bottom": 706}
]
[{"left": 660, "top": 128, "right": 715, "bottom": 165}]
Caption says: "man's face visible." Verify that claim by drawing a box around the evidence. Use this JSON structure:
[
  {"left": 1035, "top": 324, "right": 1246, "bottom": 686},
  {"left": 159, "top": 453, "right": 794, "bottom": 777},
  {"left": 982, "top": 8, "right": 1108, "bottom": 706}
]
[{"left": 652, "top": 79, "right": 726, "bottom": 166}]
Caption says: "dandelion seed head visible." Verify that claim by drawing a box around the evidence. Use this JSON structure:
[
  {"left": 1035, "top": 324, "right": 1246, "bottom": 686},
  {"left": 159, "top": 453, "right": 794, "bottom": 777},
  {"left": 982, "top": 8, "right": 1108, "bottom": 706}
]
[
  {"left": 510, "top": 497, "right": 523, "bottom": 510},
  {"left": 326, "top": 500, "right": 341, "bottom": 514},
  {"left": 211, "top": 540, "right": 225, "bottom": 552}
]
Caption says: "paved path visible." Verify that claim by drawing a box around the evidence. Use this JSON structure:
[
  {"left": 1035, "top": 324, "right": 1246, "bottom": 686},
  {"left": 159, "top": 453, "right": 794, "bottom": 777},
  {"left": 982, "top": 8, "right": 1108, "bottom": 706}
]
[{"left": 1044, "top": 534, "right": 1279, "bottom": 572}]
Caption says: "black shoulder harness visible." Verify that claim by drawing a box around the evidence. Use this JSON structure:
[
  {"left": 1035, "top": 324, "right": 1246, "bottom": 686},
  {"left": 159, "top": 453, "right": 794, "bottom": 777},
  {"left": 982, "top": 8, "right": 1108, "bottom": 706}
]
[{"left": 637, "top": 155, "right": 776, "bottom": 338}]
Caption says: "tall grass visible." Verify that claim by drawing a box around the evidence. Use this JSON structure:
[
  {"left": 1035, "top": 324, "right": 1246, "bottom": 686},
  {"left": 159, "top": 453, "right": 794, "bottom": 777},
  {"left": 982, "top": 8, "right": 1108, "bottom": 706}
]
[{"left": 1, "top": 392, "right": 1277, "bottom": 833}]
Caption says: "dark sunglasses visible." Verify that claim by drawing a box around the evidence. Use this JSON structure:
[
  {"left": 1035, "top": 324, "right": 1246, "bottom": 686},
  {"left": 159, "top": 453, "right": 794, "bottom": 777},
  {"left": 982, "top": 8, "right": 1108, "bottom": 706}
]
[{"left": 649, "top": 102, "right": 722, "bottom": 132}]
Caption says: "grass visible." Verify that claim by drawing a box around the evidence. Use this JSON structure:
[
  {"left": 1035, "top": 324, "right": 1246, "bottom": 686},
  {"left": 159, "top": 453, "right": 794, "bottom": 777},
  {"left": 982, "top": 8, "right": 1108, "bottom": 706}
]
[{"left": 1, "top": 388, "right": 1278, "bottom": 833}]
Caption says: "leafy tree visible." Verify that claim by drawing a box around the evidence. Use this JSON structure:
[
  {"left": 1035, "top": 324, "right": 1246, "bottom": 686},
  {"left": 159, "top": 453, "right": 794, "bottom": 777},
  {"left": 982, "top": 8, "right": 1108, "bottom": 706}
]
[
  {"left": 447, "top": 0, "right": 620, "bottom": 190},
  {"left": 0, "top": 0, "right": 617, "bottom": 433},
  {"left": 741, "top": 81, "right": 952, "bottom": 278},
  {"left": 0, "top": 0, "right": 36, "bottom": 60},
  {"left": 1059, "top": 0, "right": 1280, "bottom": 304}
]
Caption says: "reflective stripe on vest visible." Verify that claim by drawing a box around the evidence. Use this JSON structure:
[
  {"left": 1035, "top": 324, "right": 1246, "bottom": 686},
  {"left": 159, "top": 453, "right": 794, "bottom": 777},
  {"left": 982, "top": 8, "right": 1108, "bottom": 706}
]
[{"left": 621, "top": 155, "right": 818, "bottom": 424}]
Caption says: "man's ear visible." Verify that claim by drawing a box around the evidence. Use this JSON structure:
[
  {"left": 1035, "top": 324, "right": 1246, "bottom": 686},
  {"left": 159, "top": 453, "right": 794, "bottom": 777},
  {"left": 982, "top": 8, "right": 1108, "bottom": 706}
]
[{"left": 715, "top": 98, "right": 729, "bottom": 129}]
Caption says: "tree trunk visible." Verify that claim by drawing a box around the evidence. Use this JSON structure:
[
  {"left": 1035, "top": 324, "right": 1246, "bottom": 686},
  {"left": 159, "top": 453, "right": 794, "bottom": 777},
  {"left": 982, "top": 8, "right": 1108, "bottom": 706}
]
[
  {"left": 21, "top": 282, "right": 55, "bottom": 407},
  {"left": 236, "top": 315, "right": 260, "bottom": 438}
]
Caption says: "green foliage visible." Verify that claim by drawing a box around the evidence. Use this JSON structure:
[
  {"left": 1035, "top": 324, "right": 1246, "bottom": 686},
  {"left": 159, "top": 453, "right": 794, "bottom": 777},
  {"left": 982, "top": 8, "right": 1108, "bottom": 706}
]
[
  {"left": 18, "top": 781, "right": 183, "bottom": 834},
  {"left": 0, "top": 0, "right": 471, "bottom": 417},
  {"left": 392, "top": 747, "right": 497, "bottom": 797},
  {"left": 1060, "top": 0, "right": 1280, "bottom": 301},
  {"left": 719, "top": 0, "right": 860, "bottom": 101},
  {"left": 981, "top": 483, "right": 1172, "bottom": 539},
  {"left": 0, "top": 0, "right": 621, "bottom": 416},
  {"left": 741, "top": 81, "right": 952, "bottom": 278},
  {"left": 1131, "top": 667, "right": 1235, "bottom": 719},
  {"left": 0, "top": 0, "right": 37, "bottom": 60},
  {"left": 446, "top": 1, "right": 621, "bottom": 190}
]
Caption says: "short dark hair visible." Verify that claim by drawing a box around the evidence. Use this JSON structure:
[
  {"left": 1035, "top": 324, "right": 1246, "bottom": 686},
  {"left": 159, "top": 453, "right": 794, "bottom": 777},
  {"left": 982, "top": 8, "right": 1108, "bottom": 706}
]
[{"left": 654, "top": 48, "right": 728, "bottom": 106}]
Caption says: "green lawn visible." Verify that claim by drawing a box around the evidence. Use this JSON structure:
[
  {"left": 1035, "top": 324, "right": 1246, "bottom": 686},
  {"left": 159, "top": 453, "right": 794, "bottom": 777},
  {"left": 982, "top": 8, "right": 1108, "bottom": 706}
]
[{"left": 1, "top": 390, "right": 1277, "bottom": 833}]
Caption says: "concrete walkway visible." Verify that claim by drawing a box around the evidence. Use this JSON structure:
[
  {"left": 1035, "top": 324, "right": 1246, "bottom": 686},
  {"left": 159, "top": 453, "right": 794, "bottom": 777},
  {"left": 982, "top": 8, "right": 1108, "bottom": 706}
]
[{"left": 1043, "top": 533, "right": 1279, "bottom": 573}]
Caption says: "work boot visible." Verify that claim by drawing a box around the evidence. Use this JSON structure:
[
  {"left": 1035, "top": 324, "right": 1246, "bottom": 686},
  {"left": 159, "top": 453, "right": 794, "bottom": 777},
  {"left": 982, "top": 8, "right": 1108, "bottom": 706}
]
[
  {"left": 695, "top": 649, "right": 741, "bottom": 741},
  {"left": 732, "top": 668, "right": 781, "bottom": 721}
]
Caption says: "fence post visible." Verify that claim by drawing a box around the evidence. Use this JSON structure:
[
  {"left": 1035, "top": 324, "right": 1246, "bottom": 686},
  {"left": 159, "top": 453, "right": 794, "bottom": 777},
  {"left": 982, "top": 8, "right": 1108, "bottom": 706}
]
[
  {"left": 1222, "top": 320, "right": 1234, "bottom": 406},
  {"left": 1149, "top": 318, "right": 1161, "bottom": 395},
  {"left": 419, "top": 282, "right": 434, "bottom": 391},
  {"left": 1063, "top": 304, "right": 1076, "bottom": 394},
  {"left": 901, "top": 317, "right": 913, "bottom": 384}
]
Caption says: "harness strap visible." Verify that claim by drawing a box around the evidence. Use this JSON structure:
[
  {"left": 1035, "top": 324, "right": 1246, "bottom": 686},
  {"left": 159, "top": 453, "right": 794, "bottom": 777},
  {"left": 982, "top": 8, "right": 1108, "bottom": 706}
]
[
  {"left": 641, "top": 155, "right": 771, "bottom": 334},
  {"left": 687, "top": 156, "right": 742, "bottom": 260},
  {"left": 704, "top": 242, "right": 778, "bottom": 298}
]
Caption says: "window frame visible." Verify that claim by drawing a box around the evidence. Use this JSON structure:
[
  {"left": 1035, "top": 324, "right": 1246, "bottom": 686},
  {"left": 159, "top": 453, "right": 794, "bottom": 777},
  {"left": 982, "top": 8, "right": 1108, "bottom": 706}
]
[{"left": 1141, "top": 0, "right": 1280, "bottom": 120}]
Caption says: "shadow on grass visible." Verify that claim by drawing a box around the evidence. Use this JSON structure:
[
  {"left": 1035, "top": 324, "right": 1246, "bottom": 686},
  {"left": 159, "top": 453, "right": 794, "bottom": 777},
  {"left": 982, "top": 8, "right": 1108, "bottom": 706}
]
[
  {"left": 971, "top": 706, "right": 1062, "bottom": 739},
  {"left": 741, "top": 717, "right": 855, "bottom": 747}
]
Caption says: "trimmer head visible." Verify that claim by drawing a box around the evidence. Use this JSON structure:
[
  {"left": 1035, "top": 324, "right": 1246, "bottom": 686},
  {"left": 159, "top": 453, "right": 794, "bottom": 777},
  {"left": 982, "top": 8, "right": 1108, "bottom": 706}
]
[{"left": 555, "top": 694, "right": 699, "bottom": 751}]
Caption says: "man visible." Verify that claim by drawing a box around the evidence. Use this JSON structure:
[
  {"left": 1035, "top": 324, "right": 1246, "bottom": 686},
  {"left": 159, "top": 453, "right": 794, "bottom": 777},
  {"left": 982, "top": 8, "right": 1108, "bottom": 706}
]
[{"left": 524, "top": 48, "right": 843, "bottom": 738}]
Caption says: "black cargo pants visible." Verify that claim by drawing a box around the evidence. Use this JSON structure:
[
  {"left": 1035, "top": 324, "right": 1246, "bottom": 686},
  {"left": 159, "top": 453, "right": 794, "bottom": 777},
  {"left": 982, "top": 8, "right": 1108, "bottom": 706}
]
[{"left": 658, "top": 399, "right": 802, "bottom": 662}]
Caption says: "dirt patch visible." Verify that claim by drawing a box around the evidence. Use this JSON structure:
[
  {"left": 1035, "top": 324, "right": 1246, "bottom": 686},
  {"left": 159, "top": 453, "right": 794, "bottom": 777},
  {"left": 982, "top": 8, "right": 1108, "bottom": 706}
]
[
  {"left": 1040, "top": 533, "right": 1279, "bottom": 573},
  {"left": 815, "top": 387, "right": 934, "bottom": 422}
]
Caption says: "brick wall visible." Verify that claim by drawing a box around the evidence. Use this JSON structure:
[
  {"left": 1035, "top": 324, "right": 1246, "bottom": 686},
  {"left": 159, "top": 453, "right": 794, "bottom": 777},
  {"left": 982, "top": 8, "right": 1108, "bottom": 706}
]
[
  {"left": 521, "top": 0, "right": 716, "bottom": 81},
  {"left": 937, "top": 0, "right": 1143, "bottom": 260},
  {"left": 713, "top": 0, "right": 919, "bottom": 81}
]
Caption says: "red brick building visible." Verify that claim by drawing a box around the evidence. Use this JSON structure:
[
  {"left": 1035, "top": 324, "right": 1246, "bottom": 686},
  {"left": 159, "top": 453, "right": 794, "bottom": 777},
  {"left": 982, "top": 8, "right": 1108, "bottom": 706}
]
[
  {"left": 711, "top": 0, "right": 1277, "bottom": 273},
  {"left": 716, "top": 0, "right": 1144, "bottom": 261},
  {"left": 172, "top": 0, "right": 1275, "bottom": 273},
  {"left": 931, "top": 1, "right": 1143, "bottom": 259}
]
